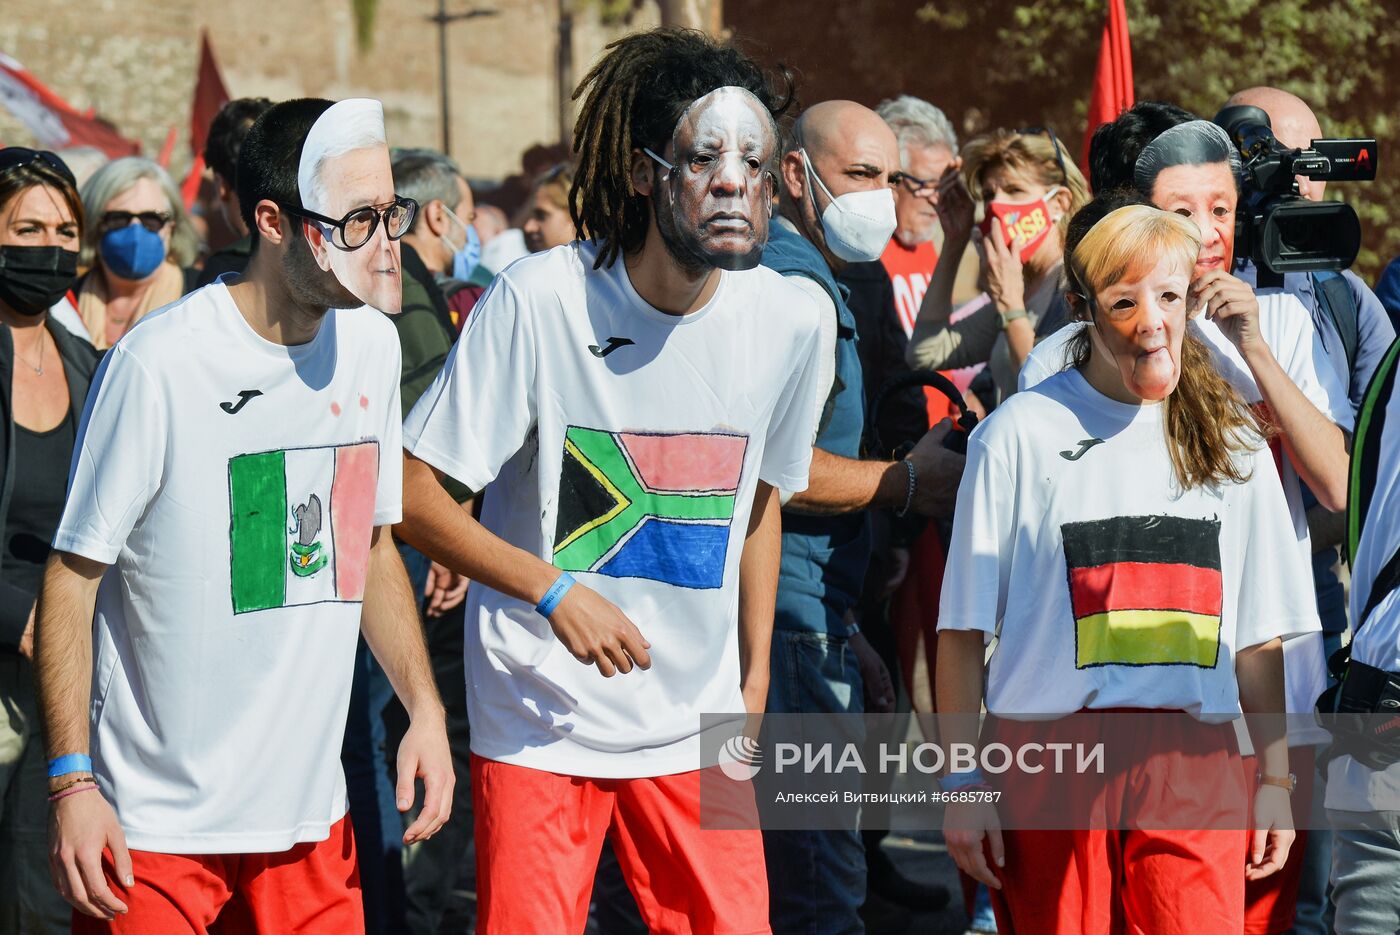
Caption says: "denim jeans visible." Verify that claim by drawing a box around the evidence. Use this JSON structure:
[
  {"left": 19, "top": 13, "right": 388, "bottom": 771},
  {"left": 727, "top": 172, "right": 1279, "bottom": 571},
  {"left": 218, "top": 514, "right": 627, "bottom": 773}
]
[
  {"left": 341, "top": 543, "right": 425, "bottom": 933},
  {"left": 761, "top": 625, "right": 865, "bottom": 935},
  {"left": 1289, "top": 632, "right": 1346, "bottom": 935},
  {"left": 1328, "top": 809, "right": 1400, "bottom": 935},
  {"left": 389, "top": 542, "right": 480, "bottom": 935},
  {"left": 343, "top": 639, "right": 404, "bottom": 934}
]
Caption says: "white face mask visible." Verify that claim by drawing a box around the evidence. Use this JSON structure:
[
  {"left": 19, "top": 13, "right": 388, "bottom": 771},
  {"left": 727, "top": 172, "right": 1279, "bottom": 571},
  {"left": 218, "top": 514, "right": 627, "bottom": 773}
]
[{"left": 801, "top": 149, "right": 897, "bottom": 263}]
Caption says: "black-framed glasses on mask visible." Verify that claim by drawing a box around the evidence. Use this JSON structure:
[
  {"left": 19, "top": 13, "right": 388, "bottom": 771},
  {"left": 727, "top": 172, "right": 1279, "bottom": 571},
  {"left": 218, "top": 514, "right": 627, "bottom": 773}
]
[
  {"left": 98, "top": 210, "right": 173, "bottom": 235},
  {"left": 280, "top": 196, "right": 418, "bottom": 250},
  {"left": 0, "top": 147, "right": 77, "bottom": 185},
  {"left": 1018, "top": 126, "right": 1069, "bottom": 184}
]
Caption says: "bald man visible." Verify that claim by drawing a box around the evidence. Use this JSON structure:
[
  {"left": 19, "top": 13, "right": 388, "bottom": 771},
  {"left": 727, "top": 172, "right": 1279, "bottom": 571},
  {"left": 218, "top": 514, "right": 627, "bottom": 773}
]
[
  {"left": 1227, "top": 86, "right": 1328, "bottom": 199},
  {"left": 1225, "top": 85, "right": 1397, "bottom": 935},
  {"left": 754, "top": 100, "right": 961, "bottom": 933}
]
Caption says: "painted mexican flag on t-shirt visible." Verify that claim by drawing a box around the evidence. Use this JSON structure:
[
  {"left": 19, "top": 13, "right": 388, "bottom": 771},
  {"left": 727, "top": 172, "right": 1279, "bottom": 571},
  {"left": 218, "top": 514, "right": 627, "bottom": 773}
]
[
  {"left": 227, "top": 441, "right": 379, "bottom": 614},
  {"left": 553, "top": 426, "right": 748, "bottom": 590}
]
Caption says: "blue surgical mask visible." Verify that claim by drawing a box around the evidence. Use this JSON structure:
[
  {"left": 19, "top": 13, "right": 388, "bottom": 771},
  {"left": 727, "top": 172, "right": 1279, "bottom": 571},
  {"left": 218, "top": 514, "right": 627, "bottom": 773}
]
[
  {"left": 100, "top": 224, "right": 168, "bottom": 281},
  {"left": 442, "top": 206, "right": 481, "bottom": 281}
]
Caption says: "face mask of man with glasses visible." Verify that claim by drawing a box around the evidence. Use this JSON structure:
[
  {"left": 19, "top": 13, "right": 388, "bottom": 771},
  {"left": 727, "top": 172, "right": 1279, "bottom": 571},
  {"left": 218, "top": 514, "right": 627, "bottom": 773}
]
[{"left": 290, "top": 99, "right": 414, "bottom": 316}]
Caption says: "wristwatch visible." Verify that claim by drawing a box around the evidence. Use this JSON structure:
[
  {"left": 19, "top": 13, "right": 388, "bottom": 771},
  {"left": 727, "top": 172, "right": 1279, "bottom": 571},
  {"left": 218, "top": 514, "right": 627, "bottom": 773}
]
[
  {"left": 1257, "top": 772, "right": 1297, "bottom": 794},
  {"left": 997, "top": 307, "right": 1029, "bottom": 330}
]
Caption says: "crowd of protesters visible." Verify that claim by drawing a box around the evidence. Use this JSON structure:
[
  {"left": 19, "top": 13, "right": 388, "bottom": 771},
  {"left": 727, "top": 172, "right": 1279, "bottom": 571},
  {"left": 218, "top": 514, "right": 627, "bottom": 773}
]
[{"left": 3, "top": 24, "right": 1400, "bottom": 935}]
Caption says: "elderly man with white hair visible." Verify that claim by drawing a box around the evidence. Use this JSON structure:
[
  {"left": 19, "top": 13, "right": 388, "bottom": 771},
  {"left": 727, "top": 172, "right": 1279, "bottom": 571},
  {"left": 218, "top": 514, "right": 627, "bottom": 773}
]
[{"left": 876, "top": 95, "right": 981, "bottom": 335}]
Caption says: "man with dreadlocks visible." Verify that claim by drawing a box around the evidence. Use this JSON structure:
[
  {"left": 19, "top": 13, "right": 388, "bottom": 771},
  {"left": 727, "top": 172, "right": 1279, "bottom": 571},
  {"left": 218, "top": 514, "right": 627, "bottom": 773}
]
[{"left": 396, "top": 27, "right": 826, "bottom": 933}]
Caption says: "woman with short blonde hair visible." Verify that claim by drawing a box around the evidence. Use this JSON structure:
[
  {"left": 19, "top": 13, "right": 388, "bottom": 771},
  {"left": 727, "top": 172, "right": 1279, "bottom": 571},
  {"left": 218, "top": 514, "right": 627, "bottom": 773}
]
[{"left": 937, "top": 204, "right": 1308, "bottom": 934}]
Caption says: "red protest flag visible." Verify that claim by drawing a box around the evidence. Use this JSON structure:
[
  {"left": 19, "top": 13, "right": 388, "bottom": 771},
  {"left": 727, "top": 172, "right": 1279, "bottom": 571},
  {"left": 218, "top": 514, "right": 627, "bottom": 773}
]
[
  {"left": 0, "top": 53, "right": 141, "bottom": 159},
  {"left": 157, "top": 125, "right": 178, "bottom": 168},
  {"left": 190, "top": 31, "right": 230, "bottom": 159},
  {"left": 1081, "top": 0, "right": 1134, "bottom": 178}
]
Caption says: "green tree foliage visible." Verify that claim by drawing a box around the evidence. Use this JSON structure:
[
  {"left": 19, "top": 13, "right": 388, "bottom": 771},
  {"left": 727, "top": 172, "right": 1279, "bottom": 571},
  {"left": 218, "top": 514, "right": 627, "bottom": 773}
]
[
  {"left": 352, "top": 0, "right": 379, "bottom": 52},
  {"left": 916, "top": 0, "right": 1398, "bottom": 276}
]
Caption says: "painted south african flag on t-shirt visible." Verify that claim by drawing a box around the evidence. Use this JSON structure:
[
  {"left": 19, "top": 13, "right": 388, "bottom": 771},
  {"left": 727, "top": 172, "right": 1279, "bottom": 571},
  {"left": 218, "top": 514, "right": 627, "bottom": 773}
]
[
  {"left": 1062, "top": 515, "right": 1223, "bottom": 669},
  {"left": 552, "top": 426, "right": 748, "bottom": 590}
]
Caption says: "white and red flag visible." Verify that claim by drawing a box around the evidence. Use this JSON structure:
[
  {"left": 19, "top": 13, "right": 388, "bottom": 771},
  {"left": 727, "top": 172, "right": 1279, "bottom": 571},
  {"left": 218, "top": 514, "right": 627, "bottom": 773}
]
[{"left": 0, "top": 52, "right": 140, "bottom": 158}]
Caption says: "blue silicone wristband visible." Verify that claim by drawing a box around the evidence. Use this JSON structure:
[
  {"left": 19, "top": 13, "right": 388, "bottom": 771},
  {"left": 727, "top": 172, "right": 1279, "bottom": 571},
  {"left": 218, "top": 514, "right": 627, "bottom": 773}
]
[
  {"left": 47, "top": 754, "right": 92, "bottom": 778},
  {"left": 536, "top": 572, "right": 576, "bottom": 619},
  {"left": 939, "top": 768, "right": 986, "bottom": 793}
]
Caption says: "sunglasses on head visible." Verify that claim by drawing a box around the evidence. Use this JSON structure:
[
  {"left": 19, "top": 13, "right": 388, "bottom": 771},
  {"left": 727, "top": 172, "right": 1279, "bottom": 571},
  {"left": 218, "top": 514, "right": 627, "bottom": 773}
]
[
  {"left": 1018, "top": 126, "right": 1069, "bottom": 185},
  {"left": 0, "top": 147, "right": 77, "bottom": 186},
  {"left": 280, "top": 197, "right": 418, "bottom": 251},
  {"left": 99, "top": 210, "right": 173, "bottom": 234}
]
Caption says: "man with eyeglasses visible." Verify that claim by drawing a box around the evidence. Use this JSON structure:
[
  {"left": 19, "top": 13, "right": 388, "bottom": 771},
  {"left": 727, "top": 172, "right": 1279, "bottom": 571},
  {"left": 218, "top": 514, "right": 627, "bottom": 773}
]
[{"left": 34, "top": 97, "right": 452, "bottom": 932}]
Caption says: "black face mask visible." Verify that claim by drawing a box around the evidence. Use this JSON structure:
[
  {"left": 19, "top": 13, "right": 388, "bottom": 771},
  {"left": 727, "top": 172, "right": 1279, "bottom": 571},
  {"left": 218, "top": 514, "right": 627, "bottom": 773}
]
[{"left": 0, "top": 245, "right": 79, "bottom": 317}]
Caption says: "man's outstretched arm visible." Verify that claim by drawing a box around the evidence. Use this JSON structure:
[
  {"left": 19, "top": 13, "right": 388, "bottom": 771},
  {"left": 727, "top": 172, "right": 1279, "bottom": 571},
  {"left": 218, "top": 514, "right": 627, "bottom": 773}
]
[
  {"left": 396, "top": 451, "right": 651, "bottom": 677},
  {"left": 787, "top": 420, "right": 965, "bottom": 518},
  {"left": 359, "top": 525, "right": 453, "bottom": 844},
  {"left": 35, "top": 552, "right": 132, "bottom": 921},
  {"left": 737, "top": 481, "right": 780, "bottom": 714}
]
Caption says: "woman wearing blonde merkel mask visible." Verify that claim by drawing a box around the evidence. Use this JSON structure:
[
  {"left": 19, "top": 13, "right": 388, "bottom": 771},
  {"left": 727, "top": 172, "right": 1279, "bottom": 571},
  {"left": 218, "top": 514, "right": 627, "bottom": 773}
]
[
  {"left": 906, "top": 127, "right": 1088, "bottom": 403},
  {"left": 75, "top": 158, "right": 198, "bottom": 349},
  {"left": 936, "top": 206, "right": 1315, "bottom": 935}
]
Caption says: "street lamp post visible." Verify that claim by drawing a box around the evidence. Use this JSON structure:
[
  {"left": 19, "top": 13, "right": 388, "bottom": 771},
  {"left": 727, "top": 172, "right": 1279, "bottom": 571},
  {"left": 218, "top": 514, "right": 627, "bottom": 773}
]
[{"left": 427, "top": 0, "right": 499, "bottom": 156}]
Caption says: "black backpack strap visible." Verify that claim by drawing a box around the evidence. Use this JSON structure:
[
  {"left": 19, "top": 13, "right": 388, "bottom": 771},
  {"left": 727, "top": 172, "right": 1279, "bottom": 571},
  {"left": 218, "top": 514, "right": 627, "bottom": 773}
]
[{"left": 1313, "top": 270, "right": 1360, "bottom": 376}]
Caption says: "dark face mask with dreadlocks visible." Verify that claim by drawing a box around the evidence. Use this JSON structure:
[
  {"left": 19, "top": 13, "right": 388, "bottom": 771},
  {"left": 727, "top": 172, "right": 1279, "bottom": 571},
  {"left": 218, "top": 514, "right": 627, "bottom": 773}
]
[{"left": 643, "top": 87, "right": 777, "bottom": 273}]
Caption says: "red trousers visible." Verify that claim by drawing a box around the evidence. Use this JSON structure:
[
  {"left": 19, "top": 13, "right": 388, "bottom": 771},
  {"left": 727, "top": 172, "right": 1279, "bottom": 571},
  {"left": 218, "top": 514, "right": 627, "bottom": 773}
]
[
  {"left": 71, "top": 815, "right": 361, "bottom": 934},
  {"left": 982, "top": 712, "right": 1250, "bottom": 934},
  {"left": 471, "top": 755, "right": 769, "bottom": 935}
]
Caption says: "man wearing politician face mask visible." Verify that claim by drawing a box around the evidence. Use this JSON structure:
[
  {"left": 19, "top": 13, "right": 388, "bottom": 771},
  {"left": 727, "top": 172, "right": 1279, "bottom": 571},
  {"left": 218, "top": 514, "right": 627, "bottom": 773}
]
[
  {"left": 758, "top": 100, "right": 964, "bottom": 933},
  {"left": 643, "top": 85, "right": 778, "bottom": 273}
]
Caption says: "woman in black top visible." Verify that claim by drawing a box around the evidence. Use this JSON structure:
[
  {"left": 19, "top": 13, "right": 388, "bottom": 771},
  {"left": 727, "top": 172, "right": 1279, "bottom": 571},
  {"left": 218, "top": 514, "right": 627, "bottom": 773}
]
[{"left": 0, "top": 146, "right": 99, "bottom": 931}]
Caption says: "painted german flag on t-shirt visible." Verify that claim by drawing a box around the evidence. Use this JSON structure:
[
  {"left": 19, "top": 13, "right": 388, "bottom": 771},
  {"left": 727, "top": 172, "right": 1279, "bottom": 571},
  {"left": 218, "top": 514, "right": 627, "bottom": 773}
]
[{"left": 1061, "top": 515, "right": 1223, "bottom": 669}]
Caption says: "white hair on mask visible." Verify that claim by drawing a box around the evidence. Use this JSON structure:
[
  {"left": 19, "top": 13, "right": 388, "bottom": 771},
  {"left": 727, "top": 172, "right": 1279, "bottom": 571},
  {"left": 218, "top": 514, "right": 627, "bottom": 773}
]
[{"left": 298, "top": 98, "right": 388, "bottom": 215}]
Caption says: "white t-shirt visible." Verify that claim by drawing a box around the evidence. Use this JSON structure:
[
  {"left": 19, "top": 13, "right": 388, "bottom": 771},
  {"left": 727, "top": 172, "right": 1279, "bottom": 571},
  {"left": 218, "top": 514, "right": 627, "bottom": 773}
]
[
  {"left": 1020, "top": 295, "right": 1353, "bottom": 739},
  {"left": 53, "top": 282, "right": 403, "bottom": 853},
  {"left": 404, "top": 241, "right": 825, "bottom": 778},
  {"left": 938, "top": 368, "right": 1318, "bottom": 720},
  {"left": 1327, "top": 341, "right": 1400, "bottom": 811}
]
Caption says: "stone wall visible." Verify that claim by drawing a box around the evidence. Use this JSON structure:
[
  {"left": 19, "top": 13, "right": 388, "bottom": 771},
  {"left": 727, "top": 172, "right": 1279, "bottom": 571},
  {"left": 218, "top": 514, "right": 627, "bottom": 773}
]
[{"left": 0, "top": 0, "right": 659, "bottom": 181}]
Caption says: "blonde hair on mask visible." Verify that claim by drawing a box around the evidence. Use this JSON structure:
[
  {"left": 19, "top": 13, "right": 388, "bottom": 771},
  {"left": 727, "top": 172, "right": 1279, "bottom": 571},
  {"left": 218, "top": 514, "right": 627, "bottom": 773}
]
[
  {"left": 1062, "top": 205, "right": 1265, "bottom": 490},
  {"left": 1064, "top": 204, "right": 1199, "bottom": 307}
]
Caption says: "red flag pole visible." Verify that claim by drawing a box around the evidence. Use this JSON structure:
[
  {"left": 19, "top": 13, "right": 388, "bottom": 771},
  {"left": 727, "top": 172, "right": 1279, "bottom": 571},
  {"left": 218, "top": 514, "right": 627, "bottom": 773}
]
[
  {"left": 1081, "top": 0, "right": 1135, "bottom": 181},
  {"left": 156, "top": 126, "right": 178, "bottom": 168},
  {"left": 182, "top": 32, "right": 231, "bottom": 210}
]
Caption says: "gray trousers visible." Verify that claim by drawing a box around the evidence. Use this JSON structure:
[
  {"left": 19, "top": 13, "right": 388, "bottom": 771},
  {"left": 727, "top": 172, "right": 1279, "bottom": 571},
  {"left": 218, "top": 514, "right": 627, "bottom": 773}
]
[
  {"left": 1327, "top": 808, "right": 1400, "bottom": 935},
  {"left": 0, "top": 655, "right": 70, "bottom": 934}
]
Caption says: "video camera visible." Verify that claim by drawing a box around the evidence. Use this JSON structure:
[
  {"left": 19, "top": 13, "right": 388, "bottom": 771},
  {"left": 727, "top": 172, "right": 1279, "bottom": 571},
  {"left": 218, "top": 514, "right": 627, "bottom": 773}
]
[{"left": 1213, "top": 104, "right": 1377, "bottom": 283}]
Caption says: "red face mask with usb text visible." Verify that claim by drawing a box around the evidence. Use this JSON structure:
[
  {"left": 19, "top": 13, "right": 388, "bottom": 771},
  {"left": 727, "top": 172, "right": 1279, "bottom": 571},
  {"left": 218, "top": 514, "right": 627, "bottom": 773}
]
[{"left": 978, "top": 185, "right": 1062, "bottom": 263}]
